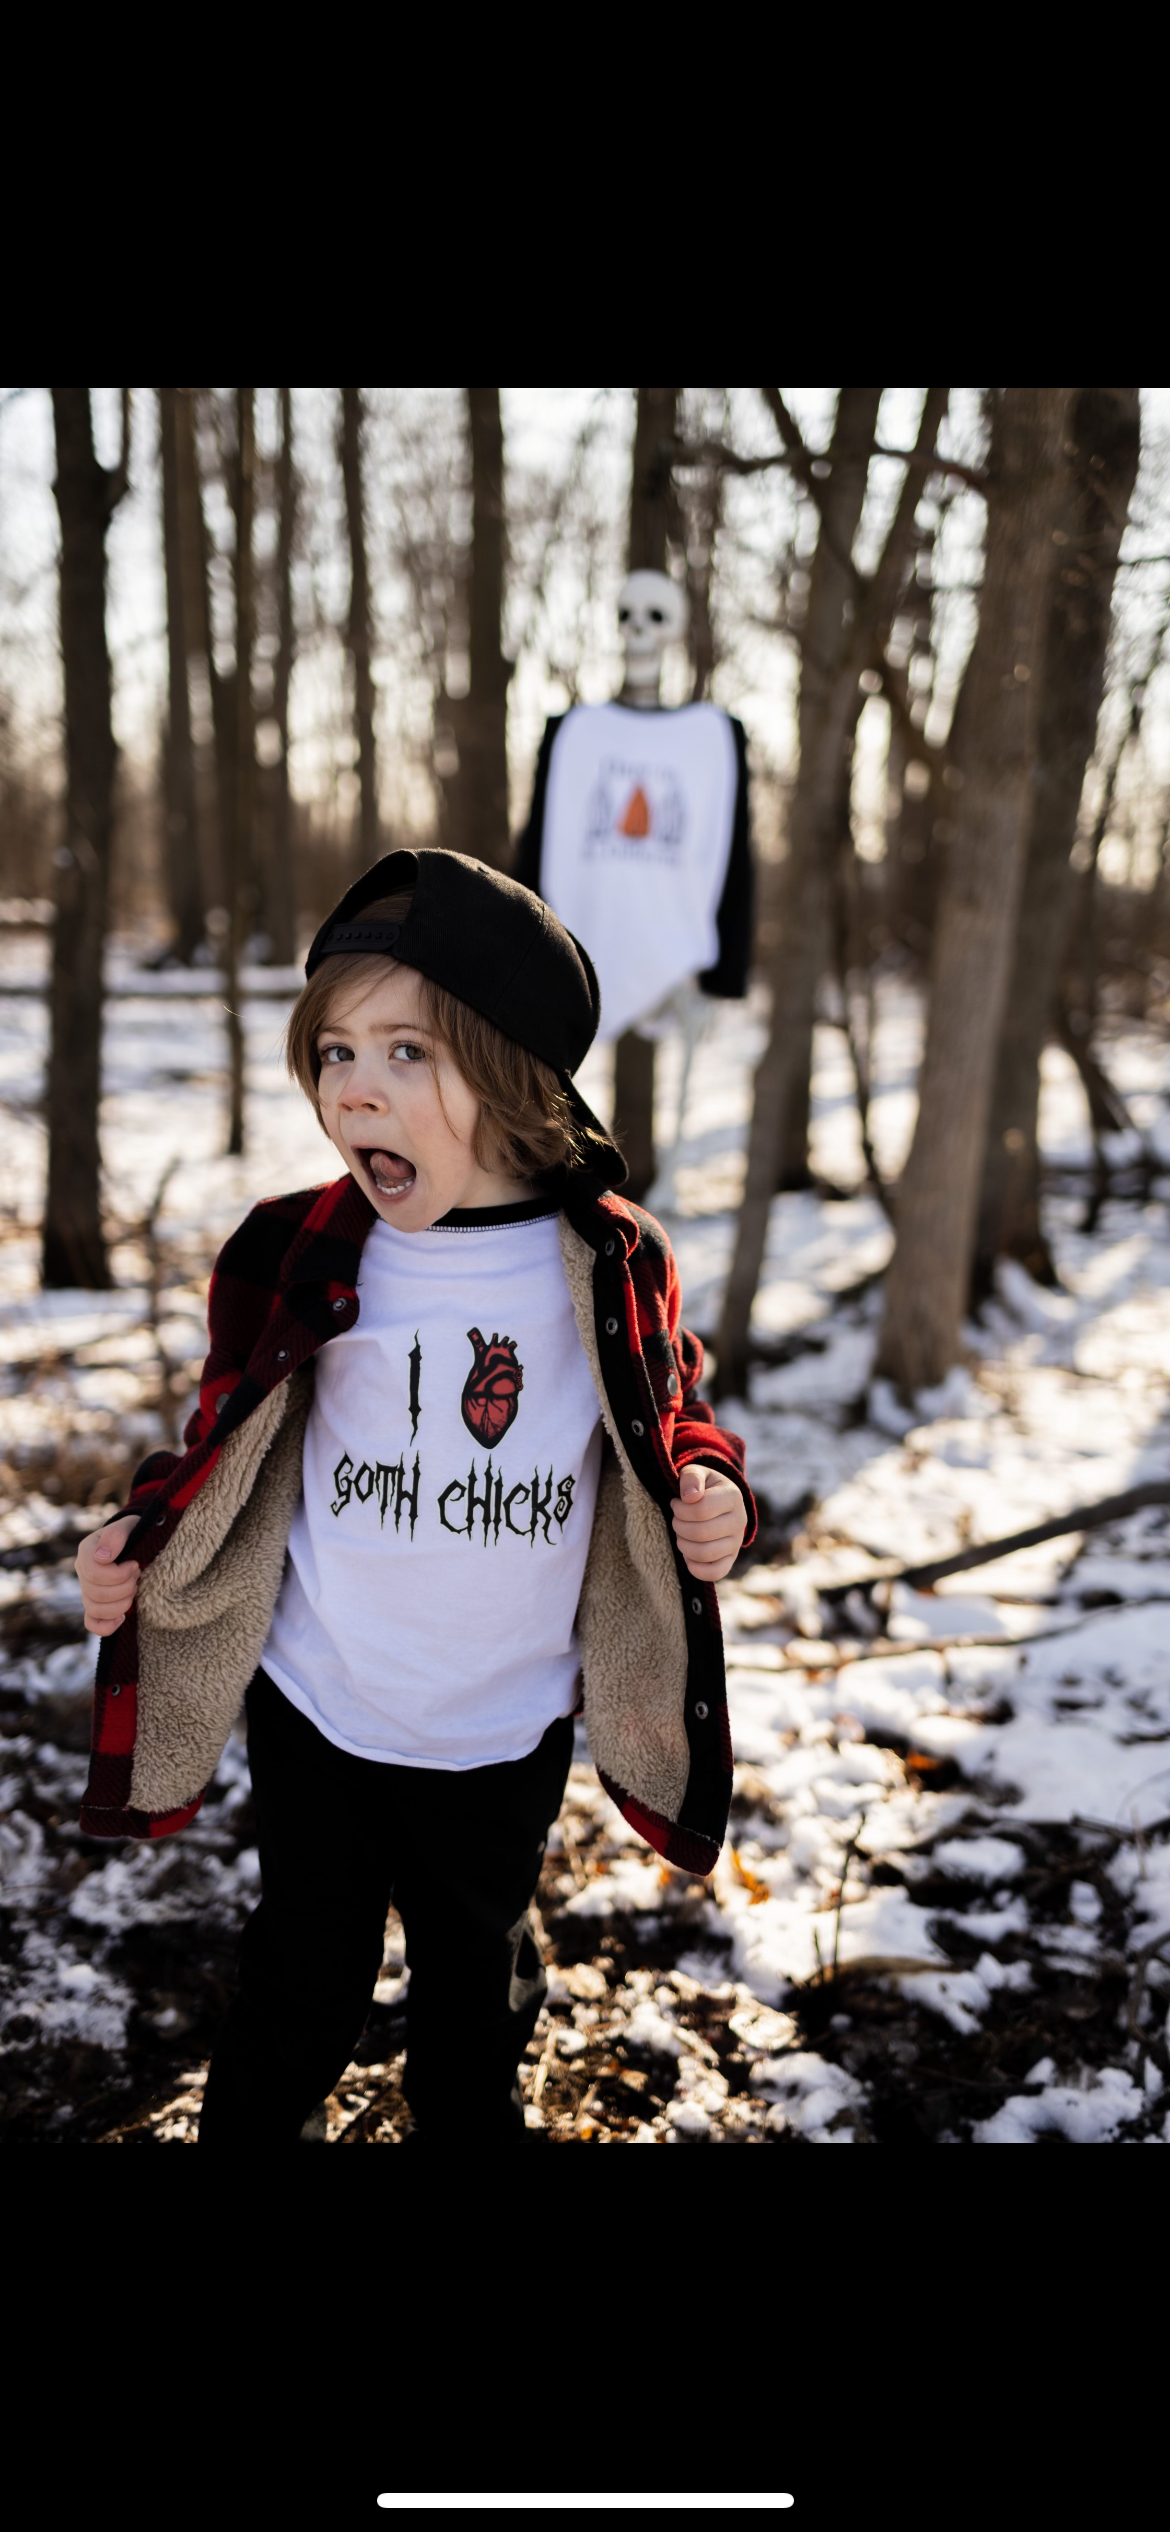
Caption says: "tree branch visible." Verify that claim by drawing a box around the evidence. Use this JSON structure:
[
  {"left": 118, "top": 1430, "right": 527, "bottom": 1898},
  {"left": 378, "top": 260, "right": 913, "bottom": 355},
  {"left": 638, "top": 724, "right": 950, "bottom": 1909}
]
[
  {"left": 873, "top": 442, "right": 987, "bottom": 495},
  {"left": 102, "top": 388, "right": 132, "bottom": 520},
  {"left": 819, "top": 1479, "right": 1170, "bottom": 1602}
]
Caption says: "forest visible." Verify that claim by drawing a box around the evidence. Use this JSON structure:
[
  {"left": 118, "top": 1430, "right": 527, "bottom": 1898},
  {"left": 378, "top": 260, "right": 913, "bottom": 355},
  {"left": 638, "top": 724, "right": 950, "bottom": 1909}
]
[{"left": 0, "top": 386, "right": 1168, "bottom": 2146}]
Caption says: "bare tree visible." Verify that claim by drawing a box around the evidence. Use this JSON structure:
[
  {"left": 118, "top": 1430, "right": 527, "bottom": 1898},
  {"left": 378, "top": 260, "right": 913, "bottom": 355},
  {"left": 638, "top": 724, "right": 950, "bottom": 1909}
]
[
  {"left": 172, "top": 389, "right": 226, "bottom": 914},
  {"left": 774, "top": 392, "right": 883, "bottom": 1193},
  {"left": 43, "top": 390, "right": 130, "bottom": 1290},
  {"left": 628, "top": 386, "right": 681, "bottom": 572},
  {"left": 877, "top": 388, "right": 1075, "bottom": 1395},
  {"left": 678, "top": 393, "right": 726, "bottom": 705},
  {"left": 339, "top": 388, "right": 380, "bottom": 878},
  {"left": 1065, "top": 587, "right": 1170, "bottom": 1055},
  {"left": 446, "top": 388, "right": 511, "bottom": 869},
  {"left": 158, "top": 388, "right": 204, "bottom": 962},
  {"left": 269, "top": 384, "right": 298, "bottom": 964},
  {"left": 884, "top": 502, "right": 952, "bottom": 960},
  {"left": 223, "top": 389, "right": 255, "bottom": 1157},
  {"left": 973, "top": 389, "right": 1141, "bottom": 1292},
  {"left": 714, "top": 387, "right": 949, "bottom": 1398},
  {"left": 613, "top": 386, "right": 680, "bottom": 1201}
]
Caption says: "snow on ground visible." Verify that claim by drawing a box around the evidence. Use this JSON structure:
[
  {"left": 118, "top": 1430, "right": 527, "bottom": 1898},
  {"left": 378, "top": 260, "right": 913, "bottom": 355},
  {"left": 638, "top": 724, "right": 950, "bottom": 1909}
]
[{"left": 2, "top": 952, "right": 1169, "bottom": 2142}]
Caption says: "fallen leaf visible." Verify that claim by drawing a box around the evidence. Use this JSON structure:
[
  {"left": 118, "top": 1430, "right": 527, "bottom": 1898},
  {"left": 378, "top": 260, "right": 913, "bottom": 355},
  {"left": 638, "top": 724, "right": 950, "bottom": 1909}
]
[{"left": 730, "top": 1845, "right": 772, "bottom": 1903}]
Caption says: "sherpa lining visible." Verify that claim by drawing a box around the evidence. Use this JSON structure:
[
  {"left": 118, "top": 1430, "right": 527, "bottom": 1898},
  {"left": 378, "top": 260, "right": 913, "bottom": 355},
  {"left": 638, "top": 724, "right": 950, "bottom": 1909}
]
[
  {"left": 128, "top": 1226, "right": 691, "bottom": 1830},
  {"left": 131, "top": 1366, "right": 313, "bottom": 1814},
  {"left": 557, "top": 1217, "right": 690, "bottom": 1824}
]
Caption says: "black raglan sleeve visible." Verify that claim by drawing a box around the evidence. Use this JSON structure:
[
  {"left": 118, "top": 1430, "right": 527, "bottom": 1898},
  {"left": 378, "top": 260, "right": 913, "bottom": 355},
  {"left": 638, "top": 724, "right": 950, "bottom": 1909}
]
[
  {"left": 511, "top": 715, "right": 565, "bottom": 896},
  {"left": 698, "top": 714, "right": 754, "bottom": 1001}
]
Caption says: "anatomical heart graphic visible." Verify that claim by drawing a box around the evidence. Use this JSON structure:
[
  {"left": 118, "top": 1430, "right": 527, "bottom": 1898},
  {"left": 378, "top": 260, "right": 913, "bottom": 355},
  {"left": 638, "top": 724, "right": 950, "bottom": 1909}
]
[{"left": 461, "top": 1327, "right": 524, "bottom": 1445}]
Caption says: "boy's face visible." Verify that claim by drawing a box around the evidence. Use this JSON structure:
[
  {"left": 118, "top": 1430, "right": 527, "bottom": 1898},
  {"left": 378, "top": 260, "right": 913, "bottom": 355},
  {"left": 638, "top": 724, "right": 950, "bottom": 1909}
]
[{"left": 315, "top": 963, "right": 531, "bottom": 1230}]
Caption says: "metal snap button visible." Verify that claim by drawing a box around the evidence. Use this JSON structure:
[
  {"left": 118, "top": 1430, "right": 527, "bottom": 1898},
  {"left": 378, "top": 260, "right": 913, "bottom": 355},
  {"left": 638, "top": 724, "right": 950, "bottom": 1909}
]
[
  {"left": 694, "top": 1701, "right": 709, "bottom": 1719},
  {"left": 631, "top": 1419, "right": 644, "bottom": 1437},
  {"left": 156, "top": 1513, "right": 167, "bottom": 1526},
  {"left": 333, "top": 1299, "right": 349, "bottom": 1313},
  {"left": 276, "top": 1349, "right": 288, "bottom": 1361},
  {"left": 605, "top": 1239, "right": 615, "bottom": 1256},
  {"left": 691, "top": 1596, "right": 703, "bottom": 1615},
  {"left": 214, "top": 1395, "right": 226, "bottom": 1414},
  {"left": 605, "top": 1317, "right": 618, "bottom": 1335},
  {"left": 666, "top": 1372, "right": 679, "bottom": 1395}
]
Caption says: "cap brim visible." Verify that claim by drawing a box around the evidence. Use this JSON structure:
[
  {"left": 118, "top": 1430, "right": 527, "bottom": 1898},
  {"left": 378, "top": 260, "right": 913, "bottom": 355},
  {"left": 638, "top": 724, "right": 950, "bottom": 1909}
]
[{"left": 563, "top": 1075, "right": 628, "bottom": 1189}]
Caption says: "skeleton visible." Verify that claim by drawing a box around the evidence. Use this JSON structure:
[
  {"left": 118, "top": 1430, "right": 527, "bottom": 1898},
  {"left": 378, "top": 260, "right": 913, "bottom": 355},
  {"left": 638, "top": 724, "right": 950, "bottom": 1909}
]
[
  {"left": 617, "top": 569, "right": 691, "bottom": 708},
  {"left": 615, "top": 570, "right": 714, "bottom": 1213}
]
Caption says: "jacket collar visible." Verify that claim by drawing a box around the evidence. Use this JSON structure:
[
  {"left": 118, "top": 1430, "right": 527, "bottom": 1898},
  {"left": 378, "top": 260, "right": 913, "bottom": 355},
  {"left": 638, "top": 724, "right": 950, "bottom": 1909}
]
[
  {"left": 279, "top": 1172, "right": 376, "bottom": 1290},
  {"left": 278, "top": 1168, "right": 640, "bottom": 1288}
]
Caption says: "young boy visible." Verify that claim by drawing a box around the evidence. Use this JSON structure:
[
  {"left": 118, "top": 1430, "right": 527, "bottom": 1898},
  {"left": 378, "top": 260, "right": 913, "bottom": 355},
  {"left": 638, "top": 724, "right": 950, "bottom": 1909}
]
[{"left": 76, "top": 850, "right": 754, "bottom": 2143}]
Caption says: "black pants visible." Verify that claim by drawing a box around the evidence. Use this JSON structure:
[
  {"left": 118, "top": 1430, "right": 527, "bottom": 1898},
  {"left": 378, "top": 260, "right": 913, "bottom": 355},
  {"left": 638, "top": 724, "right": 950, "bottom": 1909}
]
[{"left": 199, "top": 1669, "right": 573, "bottom": 2145}]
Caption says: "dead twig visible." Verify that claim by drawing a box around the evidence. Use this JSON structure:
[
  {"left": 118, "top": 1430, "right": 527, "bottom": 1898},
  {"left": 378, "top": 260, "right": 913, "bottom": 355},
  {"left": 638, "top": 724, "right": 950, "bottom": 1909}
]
[
  {"left": 1125, "top": 1931, "right": 1170, "bottom": 2086},
  {"left": 559, "top": 1817, "right": 590, "bottom": 1891},
  {"left": 832, "top": 1810, "right": 868, "bottom": 1983},
  {"left": 819, "top": 1482, "right": 1170, "bottom": 1604},
  {"left": 530, "top": 2026, "right": 558, "bottom": 2106},
  {"left": 140, "top": 1158, "right": 186, "bottom": 1444}
]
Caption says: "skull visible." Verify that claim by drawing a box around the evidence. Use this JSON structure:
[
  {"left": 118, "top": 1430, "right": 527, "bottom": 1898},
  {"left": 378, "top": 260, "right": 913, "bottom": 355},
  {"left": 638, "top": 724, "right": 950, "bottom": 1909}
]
[{"left": 617, "top": 569, "right": 690, "bottom": 691}]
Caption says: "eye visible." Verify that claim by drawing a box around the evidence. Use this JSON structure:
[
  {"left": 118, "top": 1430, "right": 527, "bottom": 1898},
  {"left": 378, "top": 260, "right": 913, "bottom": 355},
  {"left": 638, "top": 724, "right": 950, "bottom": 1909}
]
[
  {"left": 390, "top": 1041, "right": 427, "bottom": 1064},
  {"left": 618, "top": 607, "right": 630, "bottom": 623},
  {"left": 649, "top": 608, "right": 664, "bottom": 623},
  {"left": 319, "top": 1043, "right": 353, "bottom": 1067}
]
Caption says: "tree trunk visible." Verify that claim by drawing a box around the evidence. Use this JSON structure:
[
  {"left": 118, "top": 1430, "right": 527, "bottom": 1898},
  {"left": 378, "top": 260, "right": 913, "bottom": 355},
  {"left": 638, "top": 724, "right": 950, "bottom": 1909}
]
[
  {"left": 778, "top": 1041, "right": 814, "bottom": 1188},
  {"left": 448, "top": 388, "right": 511, "bottom": 870},
  {"left": 973, "top": 389, "right": 1141, "bottom": 1295},
  {"left": 173, "top": 390, "right": 226, "bottom": 915},
  {"left": 629, "top": 387, "right": 681, "bottom": 573},
  {"left": 614, "top": 388, "right": 681, "bottom": 1201},
  {"left": 884, "top": 527, "right": 943, "bottom": 958},
  {"left": 685, "top": 414, "right": 724, "bottom": 704},
  {"left": 339, "top": 387, "right": 380, "bottom": 879},
  {"left": 158, "top": 389, "right": 204, "bottom": 962},
  {"left": 224, "top": 389, "right": 255, "bottom": 1158},
  {"left": 877, "top": 388, "right": 1075, "bottom": 1395},
  {"left": 269, "top": 385, "right": 298, "bottom": 965},
  {"left": 43, "top": 390, "right": 130, "bottom": 1289},
  {"left": 612, "top": 1030, "right": 656, "bottom": 1201},
  {"left": 714, "top": 388, "right": 884, "bottom": 1390}
]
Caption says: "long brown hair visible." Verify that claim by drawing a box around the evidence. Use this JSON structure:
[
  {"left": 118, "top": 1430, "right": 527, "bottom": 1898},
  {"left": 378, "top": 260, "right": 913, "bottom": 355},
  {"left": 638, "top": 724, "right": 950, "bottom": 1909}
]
[{"left": 284, "top": 893, "right": 586, "bottom": 1179}]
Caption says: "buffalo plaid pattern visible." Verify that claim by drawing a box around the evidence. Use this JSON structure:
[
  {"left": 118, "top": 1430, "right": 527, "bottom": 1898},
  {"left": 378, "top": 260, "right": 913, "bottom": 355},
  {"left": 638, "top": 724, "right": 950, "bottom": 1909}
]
[{"left": 79, "top": 1171, "right": 754, "bottom": 1874}]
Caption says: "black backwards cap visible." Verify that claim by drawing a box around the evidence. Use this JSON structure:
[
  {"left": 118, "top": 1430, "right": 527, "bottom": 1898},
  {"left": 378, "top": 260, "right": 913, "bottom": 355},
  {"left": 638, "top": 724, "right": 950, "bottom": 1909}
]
[{"left": 305, "top": 848, "right": 627, "bottom": 1187}]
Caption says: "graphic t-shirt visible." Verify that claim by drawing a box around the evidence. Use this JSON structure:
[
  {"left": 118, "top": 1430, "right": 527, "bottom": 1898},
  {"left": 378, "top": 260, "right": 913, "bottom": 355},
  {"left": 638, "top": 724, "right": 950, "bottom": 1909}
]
[
  {"left": 539, "top": 700, "right": 739, "bottom": 1039},
  {"left": 262, "top": 1202, "right": 603, "bottom": 1768}
]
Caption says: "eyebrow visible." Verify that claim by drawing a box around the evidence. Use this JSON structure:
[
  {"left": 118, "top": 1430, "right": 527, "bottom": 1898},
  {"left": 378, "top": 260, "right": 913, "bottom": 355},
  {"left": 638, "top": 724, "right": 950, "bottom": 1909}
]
[{"left": 317, "top": 1018, "right": 435, "bottom": 1039}]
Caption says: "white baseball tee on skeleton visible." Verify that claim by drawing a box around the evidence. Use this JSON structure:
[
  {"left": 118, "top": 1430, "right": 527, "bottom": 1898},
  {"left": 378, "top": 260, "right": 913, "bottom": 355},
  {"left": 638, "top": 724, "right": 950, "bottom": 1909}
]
[{"left": 539, "top": 699, "right": 738, "bottom": 1041}]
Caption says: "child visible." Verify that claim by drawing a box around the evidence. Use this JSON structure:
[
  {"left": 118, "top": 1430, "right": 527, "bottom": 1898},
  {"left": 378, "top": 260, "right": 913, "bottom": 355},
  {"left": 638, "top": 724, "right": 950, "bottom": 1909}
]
[{"left": 76, "top": 850, "right": 754, "bottom": 2143}]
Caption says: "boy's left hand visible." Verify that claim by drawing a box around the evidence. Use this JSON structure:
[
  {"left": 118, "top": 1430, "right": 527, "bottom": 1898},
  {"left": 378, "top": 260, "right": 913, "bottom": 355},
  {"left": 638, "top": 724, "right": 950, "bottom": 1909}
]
[{"left": 670, "top": 1462, "right": 748, "bottom": 1583}]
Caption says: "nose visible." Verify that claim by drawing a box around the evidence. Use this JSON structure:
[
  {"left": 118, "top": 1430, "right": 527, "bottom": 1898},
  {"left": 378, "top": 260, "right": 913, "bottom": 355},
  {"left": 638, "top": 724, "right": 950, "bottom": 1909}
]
[{"left": 338, "top": 1061, "right": 389, "bottom": 1112}]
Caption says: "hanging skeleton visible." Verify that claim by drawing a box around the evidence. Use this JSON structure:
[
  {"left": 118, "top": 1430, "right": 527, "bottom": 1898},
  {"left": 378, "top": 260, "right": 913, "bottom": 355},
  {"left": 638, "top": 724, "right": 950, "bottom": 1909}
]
[{"left": 515, "top": 572, "right": 755, "bottom": 1210}]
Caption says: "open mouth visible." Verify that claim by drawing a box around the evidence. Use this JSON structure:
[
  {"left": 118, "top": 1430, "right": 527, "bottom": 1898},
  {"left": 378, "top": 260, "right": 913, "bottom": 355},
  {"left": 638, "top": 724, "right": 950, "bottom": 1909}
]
[{"left": 357, "top": 1147, "right": 417, "bottom": 1201}]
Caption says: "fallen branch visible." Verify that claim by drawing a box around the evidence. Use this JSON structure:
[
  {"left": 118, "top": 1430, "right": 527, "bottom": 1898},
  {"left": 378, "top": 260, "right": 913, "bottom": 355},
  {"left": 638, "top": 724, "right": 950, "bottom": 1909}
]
[{"left": 820, "top": 1480, "right": 1170, "bottom": 1601}]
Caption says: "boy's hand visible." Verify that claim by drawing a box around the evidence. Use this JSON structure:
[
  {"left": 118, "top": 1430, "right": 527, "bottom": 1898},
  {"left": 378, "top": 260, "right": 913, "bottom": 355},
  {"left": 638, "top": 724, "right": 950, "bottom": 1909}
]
[
  {"left": 76, "top": 1515, "right": 141, "bottom": 1636},
  {"left": 670, "top": 1463, "right": 747, "bottom": 1584}
]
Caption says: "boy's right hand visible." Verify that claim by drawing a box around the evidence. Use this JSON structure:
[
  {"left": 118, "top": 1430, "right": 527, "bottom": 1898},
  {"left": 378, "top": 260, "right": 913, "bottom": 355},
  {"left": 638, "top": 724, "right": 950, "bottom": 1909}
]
[{"left": 76, "top": 1515, "right": 141, "bottom": 1636}]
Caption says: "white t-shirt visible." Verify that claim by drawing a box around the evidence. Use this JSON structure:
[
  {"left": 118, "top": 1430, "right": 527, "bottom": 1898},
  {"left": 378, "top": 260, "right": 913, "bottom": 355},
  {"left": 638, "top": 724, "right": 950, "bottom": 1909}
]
[
  {"left": 262, "top": 1204, "right": 603, "bottom": 1769},
  {"left": 540, "top": 700, "right": 738, "bottom": 1040}
]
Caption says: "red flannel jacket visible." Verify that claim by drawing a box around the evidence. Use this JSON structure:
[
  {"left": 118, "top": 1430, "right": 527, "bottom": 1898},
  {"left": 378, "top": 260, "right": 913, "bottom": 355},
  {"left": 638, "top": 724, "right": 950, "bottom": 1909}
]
[{"left": 80, "top": 1168, "right": 755, "bottom": 1874}]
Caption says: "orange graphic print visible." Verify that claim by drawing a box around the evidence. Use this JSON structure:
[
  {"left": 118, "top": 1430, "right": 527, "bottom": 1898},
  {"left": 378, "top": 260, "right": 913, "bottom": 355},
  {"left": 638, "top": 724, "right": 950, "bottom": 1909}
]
[{"left": 617, "top": 783, "right": 652, "bottom": 839}]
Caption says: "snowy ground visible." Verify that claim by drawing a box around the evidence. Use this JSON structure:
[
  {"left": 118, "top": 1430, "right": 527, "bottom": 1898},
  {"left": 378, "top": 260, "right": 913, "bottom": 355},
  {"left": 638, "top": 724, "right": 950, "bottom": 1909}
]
[{"left": 2, "top": 940, "right": 1169, "bottom": 2143}]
